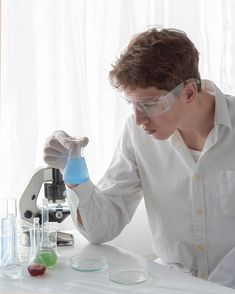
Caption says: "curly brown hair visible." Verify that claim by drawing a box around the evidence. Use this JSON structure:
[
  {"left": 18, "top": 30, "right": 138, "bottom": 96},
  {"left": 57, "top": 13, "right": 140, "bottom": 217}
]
[{"left": 109, "top": 28, "right": 201, "bottom": 91}]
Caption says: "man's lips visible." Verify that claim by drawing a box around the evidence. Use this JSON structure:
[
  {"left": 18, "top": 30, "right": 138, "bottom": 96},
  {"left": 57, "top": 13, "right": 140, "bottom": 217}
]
[
  {"left": 142, "top": 126, "right": 156, "bottom": 134},
  {"left": 146, "top": 130, "right": 155, "bottom": 135}
]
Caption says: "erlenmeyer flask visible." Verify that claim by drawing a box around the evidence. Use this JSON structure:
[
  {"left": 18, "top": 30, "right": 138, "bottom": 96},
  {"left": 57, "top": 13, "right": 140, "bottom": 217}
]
[
  {"left": 27, "top": 218, "right": 46, "bottom": 276},
  {"left": 39, "top": 199, "right": 57, "bottom": 268},
  {"left": 63, "top": 137, "right": 89, "bottom": 184}
]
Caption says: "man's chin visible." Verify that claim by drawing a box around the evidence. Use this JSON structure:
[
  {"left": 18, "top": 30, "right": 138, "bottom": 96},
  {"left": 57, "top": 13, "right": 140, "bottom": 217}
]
[{"left": 152, "top": 132, "right": 171, "bottom": 140}]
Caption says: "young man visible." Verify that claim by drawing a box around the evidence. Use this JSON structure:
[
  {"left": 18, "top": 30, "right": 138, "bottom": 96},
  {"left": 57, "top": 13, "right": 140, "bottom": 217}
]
[{"left": 44, "top": 28, "right": 235, "bottom": 287}]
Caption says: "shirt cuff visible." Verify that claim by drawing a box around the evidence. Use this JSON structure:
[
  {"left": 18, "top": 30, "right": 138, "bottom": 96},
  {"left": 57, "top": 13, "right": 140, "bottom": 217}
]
[{"left": 66, "top": 180, "right": 94, "bottom": 207}]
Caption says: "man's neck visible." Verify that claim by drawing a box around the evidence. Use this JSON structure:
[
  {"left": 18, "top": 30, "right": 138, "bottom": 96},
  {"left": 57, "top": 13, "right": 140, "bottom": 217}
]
[{"left": 178, "top": 90, "right": 215, "bottom": 151}]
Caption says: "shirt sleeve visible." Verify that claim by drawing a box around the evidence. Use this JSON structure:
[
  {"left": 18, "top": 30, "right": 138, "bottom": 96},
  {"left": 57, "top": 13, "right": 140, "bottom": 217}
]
[
  {"left": 66, "top": 117, "right": 143, "bottom": 244},
  {"left": 208, "top": 246, "right": 235, "bottom": 288}
]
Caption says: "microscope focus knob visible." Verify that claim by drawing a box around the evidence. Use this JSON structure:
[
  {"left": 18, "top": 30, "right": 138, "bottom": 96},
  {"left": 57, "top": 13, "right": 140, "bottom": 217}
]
[
  {"left": 24, "top": 210, "right": 33, "bottom": 219},
  {"left": 55, "top": 211, "right": 64, "bottom": 220}
]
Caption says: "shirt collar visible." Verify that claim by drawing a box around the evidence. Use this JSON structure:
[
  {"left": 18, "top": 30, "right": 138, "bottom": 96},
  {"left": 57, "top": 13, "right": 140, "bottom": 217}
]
[
  {"left": 170, "top": 80, "right": 232, "bottom": 146},
  {"left": 202, "top": 80, "right": 232, "bottom": 130}
]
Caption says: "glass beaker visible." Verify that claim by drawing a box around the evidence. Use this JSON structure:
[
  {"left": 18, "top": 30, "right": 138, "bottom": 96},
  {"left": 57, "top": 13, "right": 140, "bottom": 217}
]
[
  {"left": 39, "top": 199, "right": 57, "bottom": 268},
  {"left": 27, "top": 217, "right": 46, "bottom": 276},
  {"left": 63, "top": 137, "right": 89, "bottom": 185}
]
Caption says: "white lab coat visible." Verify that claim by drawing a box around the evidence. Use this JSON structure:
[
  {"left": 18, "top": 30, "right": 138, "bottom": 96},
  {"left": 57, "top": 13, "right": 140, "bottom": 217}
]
[{"left": 67, "top": 80, "right": 235, "bottom": 288}]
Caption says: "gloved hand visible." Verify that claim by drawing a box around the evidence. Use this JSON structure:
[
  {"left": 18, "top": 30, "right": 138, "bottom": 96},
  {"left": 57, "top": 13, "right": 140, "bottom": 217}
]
[{"left": 43, "top": 130, "right": 89, "bottom": 171}]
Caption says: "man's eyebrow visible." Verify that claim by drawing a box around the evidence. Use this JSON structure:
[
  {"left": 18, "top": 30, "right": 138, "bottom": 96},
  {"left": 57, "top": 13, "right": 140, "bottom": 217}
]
[{"left": 140, "top": 96, "right": 162, "bottom": 102}]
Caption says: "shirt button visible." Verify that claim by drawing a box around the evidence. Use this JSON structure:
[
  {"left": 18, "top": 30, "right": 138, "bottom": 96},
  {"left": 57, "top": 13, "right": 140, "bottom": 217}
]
[
  {"left": 198, "top": 272, "right": 207, "bottom": 279},
  {"left": 193, "top": 173, "right": 200, "bottom": 180},
  {"left": 196, "top": 244, "right": 204, "bottom": 252},
  {"left": 196, "top": 208, "right": 204, "bottom": 216}
]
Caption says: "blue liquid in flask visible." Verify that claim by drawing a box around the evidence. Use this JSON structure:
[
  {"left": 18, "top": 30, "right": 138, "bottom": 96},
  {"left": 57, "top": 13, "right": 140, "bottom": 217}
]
[{"left": 64, "top": 157, "right": 89, "bottom": 184}]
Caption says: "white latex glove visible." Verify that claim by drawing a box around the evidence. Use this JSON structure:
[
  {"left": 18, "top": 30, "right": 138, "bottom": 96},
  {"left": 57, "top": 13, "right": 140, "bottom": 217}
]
[{"left": 43, "top": 130, "right": 89, "bottom": 171}]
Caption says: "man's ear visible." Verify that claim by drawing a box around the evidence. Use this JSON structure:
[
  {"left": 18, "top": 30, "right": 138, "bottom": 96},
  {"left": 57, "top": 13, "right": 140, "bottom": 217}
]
[{"left": 184, "top": 83, "right": 197, "bottom": 103}]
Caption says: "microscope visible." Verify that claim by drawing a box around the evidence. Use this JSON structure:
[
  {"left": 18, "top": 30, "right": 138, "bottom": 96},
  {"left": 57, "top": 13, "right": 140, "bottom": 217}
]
[{"left": 19, "top": 167, "right": 70, "bottom": 224}]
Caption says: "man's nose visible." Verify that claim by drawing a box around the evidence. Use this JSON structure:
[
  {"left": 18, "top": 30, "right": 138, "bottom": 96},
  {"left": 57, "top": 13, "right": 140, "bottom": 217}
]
[{"left": 134, "top": 107, "right": 148, "bottom": 125}]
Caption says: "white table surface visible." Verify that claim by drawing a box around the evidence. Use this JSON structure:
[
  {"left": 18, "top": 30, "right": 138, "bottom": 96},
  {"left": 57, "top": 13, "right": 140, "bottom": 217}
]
[{"left": 0, "top": 230, "right": 234, "bottom": 294}]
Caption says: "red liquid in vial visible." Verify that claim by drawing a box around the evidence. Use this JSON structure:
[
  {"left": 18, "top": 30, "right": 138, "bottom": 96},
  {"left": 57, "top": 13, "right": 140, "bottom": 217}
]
[{"left": 28, "top": 264, "right": 46, "bottom": 276}]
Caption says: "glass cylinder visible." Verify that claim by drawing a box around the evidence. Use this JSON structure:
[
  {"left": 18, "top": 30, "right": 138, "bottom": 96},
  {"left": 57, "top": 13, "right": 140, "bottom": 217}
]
[
  {"left": 3, "top": 213, "right": 22, "bottom": 279},
  {"left": 0, "top": 199, "right": 8, "bottom": 271}
]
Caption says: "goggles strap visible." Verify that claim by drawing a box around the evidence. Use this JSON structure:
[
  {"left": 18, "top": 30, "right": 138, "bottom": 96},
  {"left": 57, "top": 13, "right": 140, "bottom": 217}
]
[{"left": 160, "top": 96, "right": 171, "bottom": 111}]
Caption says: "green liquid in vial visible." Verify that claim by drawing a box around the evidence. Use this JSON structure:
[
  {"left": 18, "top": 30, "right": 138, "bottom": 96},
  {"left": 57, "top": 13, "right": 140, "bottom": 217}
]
[{"left": 40, "top": 249, "right": 57, "bottom": 268}]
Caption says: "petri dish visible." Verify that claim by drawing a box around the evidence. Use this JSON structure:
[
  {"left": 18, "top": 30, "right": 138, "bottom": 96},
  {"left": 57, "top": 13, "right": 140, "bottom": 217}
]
[
  {"left": 70, "top": 255, "right": 108, "bottom": 272},
  {"left": 108, "top": 266, "right": 152, "bottom": 285}
]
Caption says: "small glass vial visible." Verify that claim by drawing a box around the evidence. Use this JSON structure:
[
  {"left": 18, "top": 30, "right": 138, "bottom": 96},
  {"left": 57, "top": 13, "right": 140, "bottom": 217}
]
[
  {"left": 63, "top": 137, "right": 89, "bottom": 184},
  {"left": 27, "top": 218, "right": 46, "bottom": 277}
]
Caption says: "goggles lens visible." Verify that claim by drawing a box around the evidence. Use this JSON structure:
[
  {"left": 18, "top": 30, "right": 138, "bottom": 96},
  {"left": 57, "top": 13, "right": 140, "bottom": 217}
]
[
  {"left": 121, "top": 78, "right": 199, "bottom": 117},
  {"left": 126, "top": 97, "right": 167, "bottom": 117}
]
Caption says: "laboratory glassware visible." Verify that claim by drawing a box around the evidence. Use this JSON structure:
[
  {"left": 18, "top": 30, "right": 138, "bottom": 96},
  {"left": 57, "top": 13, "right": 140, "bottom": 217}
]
[
  {"left": 18, "top": 222, "right": 32, "bottom": 263},
  {"left": 7, "top": 198, "right": 17, "bottom": 216},
  {"left": 3, "top": 198, "right": 22, "bottom": 279},
  {"left": 28, "top": 217, "right": 46, "bottom": 276},
  {"left": 70, "top": 255, "right": 108, "bottom": 272},
  {"left": 63, "top": 137, "right": 89, "bottom": 184},
  {"left": 39, "top": 199, "right": 57, "bottom": 267},
  {"left": 108, "top": 266, "right": 152, "bottom": 285},
  {"left": 0, "top": 199, "right": 8, "bottom": 271}
]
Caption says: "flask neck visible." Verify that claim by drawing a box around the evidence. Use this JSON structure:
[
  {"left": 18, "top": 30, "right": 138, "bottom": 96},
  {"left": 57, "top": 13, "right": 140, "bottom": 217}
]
[{"left": 69, "top": 144, "right": 83, "bottom": 158}]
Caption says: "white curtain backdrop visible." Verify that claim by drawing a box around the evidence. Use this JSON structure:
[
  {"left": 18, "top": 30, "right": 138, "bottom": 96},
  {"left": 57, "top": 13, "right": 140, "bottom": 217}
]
[{"left": 1, "top": 0, "right": 235, "bottom": 256}]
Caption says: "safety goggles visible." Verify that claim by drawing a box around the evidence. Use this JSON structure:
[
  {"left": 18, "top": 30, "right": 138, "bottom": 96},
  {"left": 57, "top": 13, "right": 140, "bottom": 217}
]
[{"left": 122, "top": 78, "right": 199, "bottom": 118}]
